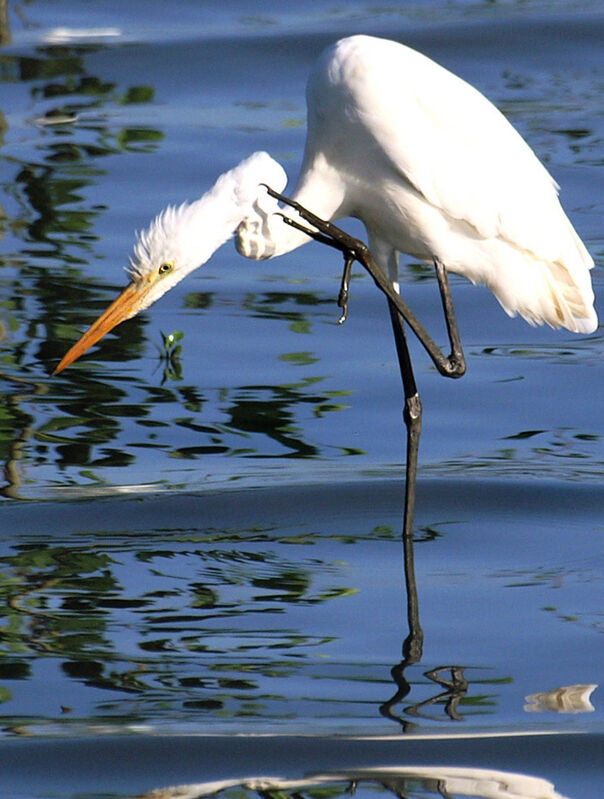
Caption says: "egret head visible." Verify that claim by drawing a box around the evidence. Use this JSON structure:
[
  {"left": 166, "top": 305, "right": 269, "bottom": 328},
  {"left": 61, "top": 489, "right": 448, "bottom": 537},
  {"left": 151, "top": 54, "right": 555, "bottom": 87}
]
[
  {"left": 53, "top": 151, "right": 287, "bottom": 375},
  {"left": 52, "top": 203, "right": 199, "bottom": 375}
]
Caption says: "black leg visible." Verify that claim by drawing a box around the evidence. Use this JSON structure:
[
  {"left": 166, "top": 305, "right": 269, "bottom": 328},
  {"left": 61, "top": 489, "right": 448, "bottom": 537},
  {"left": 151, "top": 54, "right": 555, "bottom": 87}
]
[
  {"left": 434, "top": 257, "right": 465, "bottom": 376},
  {"left": 387, "top": 300, "right": 424, "bottom": 651},
  {"left": 387, "top": 301, "right": 421, "bottom": 542},
  {"left": 266, "top": 186, "right": 466, "bottom": 379},
  {"left": 337, "top": 252, "right": 354, "bottom": 324},
  {"left": 265, "top": 188, "right": 477, "bottom": 729},
  {"left": 378, "top": 300, "right": 424, "bottom": 730}
]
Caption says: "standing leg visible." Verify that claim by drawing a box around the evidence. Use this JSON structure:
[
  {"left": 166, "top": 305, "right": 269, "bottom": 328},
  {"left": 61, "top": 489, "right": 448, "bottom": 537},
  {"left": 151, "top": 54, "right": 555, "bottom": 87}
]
[
  {"left": 379, "top": 301, "right": 424, "bottom": 728},
  {"left": 387, "top": 299, "right": 424, "bottom": 661},
  {"left": 388, "top": 299, "right": 421, "bottom": 545}
]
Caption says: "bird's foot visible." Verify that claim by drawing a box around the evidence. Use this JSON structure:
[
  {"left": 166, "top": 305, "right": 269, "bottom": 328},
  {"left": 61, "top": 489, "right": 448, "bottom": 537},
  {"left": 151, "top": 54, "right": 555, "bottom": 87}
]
[{"left": 264, "top": 185, "right": 366, "bottom": 256}]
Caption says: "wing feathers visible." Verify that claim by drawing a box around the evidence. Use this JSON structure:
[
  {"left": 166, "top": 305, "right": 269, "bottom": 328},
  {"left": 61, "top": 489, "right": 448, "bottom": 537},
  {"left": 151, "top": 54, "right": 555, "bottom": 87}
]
[{"left": 317, "top": 36, "right": 596, "bottom": 332}]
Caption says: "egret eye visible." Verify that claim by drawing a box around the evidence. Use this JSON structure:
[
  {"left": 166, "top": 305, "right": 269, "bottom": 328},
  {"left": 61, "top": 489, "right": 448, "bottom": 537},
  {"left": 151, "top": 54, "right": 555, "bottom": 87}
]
[{"left": 158, "top": 261, "right": 174, "bottom": 276}]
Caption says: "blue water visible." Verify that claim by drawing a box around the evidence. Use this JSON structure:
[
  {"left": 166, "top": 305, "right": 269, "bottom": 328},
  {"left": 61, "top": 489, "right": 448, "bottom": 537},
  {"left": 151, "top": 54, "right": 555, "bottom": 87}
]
[{"left": 0, "top": 2, "right": 602, "bottom": 798}]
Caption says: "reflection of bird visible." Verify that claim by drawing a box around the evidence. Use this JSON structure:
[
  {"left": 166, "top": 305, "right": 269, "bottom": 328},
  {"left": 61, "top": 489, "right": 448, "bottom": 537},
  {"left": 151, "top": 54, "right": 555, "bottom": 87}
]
[
  {"left": 125, "top": 767, "right": 570, "bottom": 799},
  {"left": 54, "top": 34, "right": 597, "bottom": 375},
  {"left": 525, "top": 683, "right": 597, "bottom": 714}
]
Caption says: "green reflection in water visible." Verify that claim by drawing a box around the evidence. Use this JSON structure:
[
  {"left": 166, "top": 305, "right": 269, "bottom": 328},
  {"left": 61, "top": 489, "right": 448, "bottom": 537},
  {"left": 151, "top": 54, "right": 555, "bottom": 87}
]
[
  {"left": 0, "top": 513, "right": 506, "bottom": 733},
  {"left": 0, "top": 525, "right": 365, "bottom": 727},
  {"left": 2, "top": 42, "right": 159, "bottom": 261},
  {"left": 0, "top": 29, "right": 354, "bottom": 493},
  {"left": 244, "top": 290, "right": 335, "bottom": 334},
  {"left": 426, "top": 427, "right": 603, "bottom": 481},
  {"left": 0, "top": 159, "right": 356, "bottom": 491}
]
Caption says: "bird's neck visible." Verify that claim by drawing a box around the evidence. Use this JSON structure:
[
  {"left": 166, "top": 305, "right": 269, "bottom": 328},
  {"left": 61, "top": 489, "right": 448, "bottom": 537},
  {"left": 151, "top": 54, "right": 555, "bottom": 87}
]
[
  {"left": 183, "top": 151, "right": 289, "bottom": 268},
  {"left": 235, "top": 152, "right": 349, "bottom": 261}
]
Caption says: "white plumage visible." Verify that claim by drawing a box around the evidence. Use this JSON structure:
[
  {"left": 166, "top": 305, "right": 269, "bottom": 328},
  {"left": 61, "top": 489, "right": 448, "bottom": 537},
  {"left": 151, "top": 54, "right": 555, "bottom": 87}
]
[
  {"left": 54, "top": 34, "right": 597, "bottom": 377},
  {"left": 126, "top": 152, "right": 287, "bottom": 314},
  {"left": 238, "top": 35, "right": 596, "bottom": 333}
]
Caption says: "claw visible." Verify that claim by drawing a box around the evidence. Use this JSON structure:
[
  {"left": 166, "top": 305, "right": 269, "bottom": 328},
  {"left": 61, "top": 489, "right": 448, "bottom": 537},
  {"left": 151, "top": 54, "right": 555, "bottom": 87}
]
[{"left": 261, "top": 184, "right": 296, "bottom": 209}]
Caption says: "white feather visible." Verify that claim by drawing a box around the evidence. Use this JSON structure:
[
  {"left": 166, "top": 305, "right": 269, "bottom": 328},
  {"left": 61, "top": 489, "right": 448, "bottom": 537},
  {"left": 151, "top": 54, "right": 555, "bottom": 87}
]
[
  {"left": 128, "top": 151, "right": 287, "bottom": 295},
  {"left": 127, "top": 36, "right": 596, "bottom": 333},
  {"left": 289, "top": 35, "right": 596, "bottom": 333}
]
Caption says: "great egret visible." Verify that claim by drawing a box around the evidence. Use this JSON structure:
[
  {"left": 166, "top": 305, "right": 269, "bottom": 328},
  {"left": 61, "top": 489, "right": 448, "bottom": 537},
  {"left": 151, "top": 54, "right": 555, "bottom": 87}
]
[{"left": 53, "top": 35, "right": 597, "bottom": 536}]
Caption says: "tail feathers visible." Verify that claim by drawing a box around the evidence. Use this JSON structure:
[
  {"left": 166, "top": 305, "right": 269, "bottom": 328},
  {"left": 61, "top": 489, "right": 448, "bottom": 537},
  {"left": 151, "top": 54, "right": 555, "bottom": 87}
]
[{"left": 488, "top": 254, "right": 598, "bottom": 334}]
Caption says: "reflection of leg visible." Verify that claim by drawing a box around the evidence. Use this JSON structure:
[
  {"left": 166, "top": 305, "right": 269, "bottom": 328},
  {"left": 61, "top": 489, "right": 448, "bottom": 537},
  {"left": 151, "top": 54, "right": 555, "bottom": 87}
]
[
  {"left": 403, "top": 666, "right": 469, "bottom": 722},
  {"left": 425, "top": 666, "right": 469, "bottom": 721}
]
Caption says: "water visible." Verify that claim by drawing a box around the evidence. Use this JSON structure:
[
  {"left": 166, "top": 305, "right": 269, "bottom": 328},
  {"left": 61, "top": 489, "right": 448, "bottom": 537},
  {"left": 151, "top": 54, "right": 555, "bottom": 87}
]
[{"left": 0, "top": 2, "right": 602, "bottom": 798}]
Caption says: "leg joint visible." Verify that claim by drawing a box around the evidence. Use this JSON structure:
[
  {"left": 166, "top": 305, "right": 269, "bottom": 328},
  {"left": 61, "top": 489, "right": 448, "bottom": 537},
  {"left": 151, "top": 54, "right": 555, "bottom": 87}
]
[
  {"left": 441, "top": 357, "right": 466, "bottom": 379},
  {"left": 404, "top": 392, "right": 422, "bottom": 423}
]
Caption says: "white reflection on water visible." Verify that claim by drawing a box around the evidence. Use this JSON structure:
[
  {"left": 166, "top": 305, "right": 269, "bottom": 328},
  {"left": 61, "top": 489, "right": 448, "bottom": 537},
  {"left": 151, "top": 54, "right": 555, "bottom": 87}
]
[
  {"left": 525, "top": 684, "right": 597, "bottom": 714},
  {"left": 130, "top": 765, "right": 571, "bottom": 799},
  {"left": 44, "top": 27, "right": 122, "bottom": 44}
]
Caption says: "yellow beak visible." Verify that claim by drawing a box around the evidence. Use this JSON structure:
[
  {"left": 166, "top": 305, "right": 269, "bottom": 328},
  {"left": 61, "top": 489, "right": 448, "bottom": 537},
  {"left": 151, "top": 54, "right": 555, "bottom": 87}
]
[{"left": 53, "top": 281, "right": 149, "bottom": 375}]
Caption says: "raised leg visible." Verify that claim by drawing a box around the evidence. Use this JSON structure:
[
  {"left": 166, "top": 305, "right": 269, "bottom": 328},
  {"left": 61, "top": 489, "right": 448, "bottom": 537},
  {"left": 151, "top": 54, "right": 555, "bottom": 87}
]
[
  {"left": 265, "top": 185, "right": 466, "bottom": 379},
  {"left": 434, "top": 257, "right": 465, "bottom": 377}
]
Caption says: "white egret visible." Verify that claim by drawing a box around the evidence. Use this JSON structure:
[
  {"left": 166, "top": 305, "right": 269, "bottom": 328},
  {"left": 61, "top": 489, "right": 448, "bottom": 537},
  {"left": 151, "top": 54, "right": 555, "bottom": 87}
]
[{"left": 54, "top": 35, "right": 597, "bottom": 534}]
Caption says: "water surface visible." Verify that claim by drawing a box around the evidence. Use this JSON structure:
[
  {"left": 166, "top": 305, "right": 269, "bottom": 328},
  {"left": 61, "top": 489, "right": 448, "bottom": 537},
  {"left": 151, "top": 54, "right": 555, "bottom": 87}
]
[{"left": 0, "top": 2, "right": 602, "bottom": 798}]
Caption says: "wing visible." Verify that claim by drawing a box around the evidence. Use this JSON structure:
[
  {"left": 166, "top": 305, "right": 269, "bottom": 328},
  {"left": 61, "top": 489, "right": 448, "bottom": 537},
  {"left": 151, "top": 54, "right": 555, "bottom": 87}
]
[{"left": 316, "top": 36, "right": 593, "bottom": 274}]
